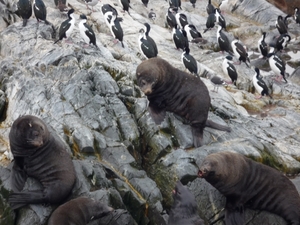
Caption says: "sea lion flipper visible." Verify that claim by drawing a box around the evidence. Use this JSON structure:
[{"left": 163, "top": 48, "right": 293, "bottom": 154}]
[
  {"left": 205, "top": 119, "right": 231, "bottom": 132},
  {"left": 148, "top": 105, "right": 166, "bottom": 124},
  {"left": 11, "top": 161, "right": 27, "bottom": 192},
  {"left": 191, "top": 127, "right": 203, "bottom": 147},
  {"left": 9, "top": 191, "right": 46, "bottom": 210}
]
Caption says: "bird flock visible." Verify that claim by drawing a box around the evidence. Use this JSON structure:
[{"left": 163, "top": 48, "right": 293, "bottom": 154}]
[{"left": 14, "top": 0, "right": 300, "bottom": 100}]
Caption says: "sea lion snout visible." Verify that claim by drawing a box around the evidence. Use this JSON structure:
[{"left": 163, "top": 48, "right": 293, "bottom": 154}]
[{"left": 198, "top": 169, "right": 207, "bottom": 178}]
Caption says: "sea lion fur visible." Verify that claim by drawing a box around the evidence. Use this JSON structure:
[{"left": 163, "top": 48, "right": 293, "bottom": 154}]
[
  {"left": 198, "top": 151, "right": 300, "bottom": 225},
  {"left": 8, "top": 115, "right": 76, "bottom": 209},
  {"left": 168, "top": 181, "right": 204, "bottom": 225},
  {"left": 136, "top": 57, "right": 231, "bottom": 147},
  {"left": 47, "top": 197, "right": 113, "bottom": 225}
]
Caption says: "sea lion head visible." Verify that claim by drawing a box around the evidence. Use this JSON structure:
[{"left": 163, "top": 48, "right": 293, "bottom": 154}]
[
  {"left": 170, "top": 181, "right": 198, "bottom": 217},
  {"left": 198, "top": 151, "right": 245, "bottom": 186},
  {"left": 10, "top": 115, "right": 50, "bottom": 153},
  {"left": 198, "top": 156, "right": 217, "bottom": 179},
  {"left": 136, "top": 58, "right": 170, "bottom": 95}
]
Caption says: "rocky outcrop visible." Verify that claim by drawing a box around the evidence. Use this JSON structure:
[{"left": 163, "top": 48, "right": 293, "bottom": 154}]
[{"left": 0, "top": 0, "right": 300, "bottom": 224}]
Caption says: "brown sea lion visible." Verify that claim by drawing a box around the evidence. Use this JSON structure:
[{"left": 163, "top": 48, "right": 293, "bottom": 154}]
[
  {"left": 168, "top": 181, "right": 204, "bottom": 225},
  {"left": 8, "top": 115, "right": 76, "bottom": 210},
  {"left": 136, "top": 57, "right": 231, "bottom": 147},
  {"left": 198, "top": 151, "right": 300, "bottom": 225},
  {"left": 47, "top": 197, "right": 113, "bottom": 225}
]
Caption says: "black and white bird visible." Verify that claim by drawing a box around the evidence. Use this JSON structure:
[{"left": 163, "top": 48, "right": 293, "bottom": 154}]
[
  {"left": 206, "top": 0, "right": 215, "bottom": 15},
  {"left": 107, "top": 11, "right": 124, "bottom": 47},
  {"left": 215, "top": 8, "right": 226, "bottom": 30},
  {"left": 181, "top": 46, "right": 198, "bottom": 76},
  {"left": 210, "top": 75, "right": 226, "bottom": 92},
  {"left": 78, "top": 14, "right": 98, "bottom": 48},
  {"left": 17, "top": 0, "right": 32, "bottom": 26},
  {"left": 54, "top": 8, "right": 75, "bottom": 44},
  {"left": 166, "top": 7, "right": 178, "bottom": 29},
  {"left": 138, "top": 23, "right": 158, "bottom": 59},
  {"left": 169, "top": 0, "right": 181, "bottom": 10},
  {"left": 253, "top": 67, "right": 272, "bottom": 98},
  {"left": 222, "top": 55, "right": 238, "bottom": 85},
  {"left": 258, "top": 32, "right": 268, "bottom": 58},
  {"left": 217, "top": 24, "right": 231, "bottom": 54},
  {"left": 275, "top": 33, "right": 291, "bottom": 52},
  {"left": 33, "top": 0, "right": 49, "bottom": 24},
  {"left": 101, "top": 3, "right": 118, "bottom": 17},
  {"left": 84, "top": 0, "right": 99, "bottom": 12},
  {"left": 141, "top": 0, "right": 149, "bottom": 7},
  {"left": 204, "top": 13, "right": 215, "bottom": 33},
  {"left": 148, "top": 9, "right": 156, "bottom": 22},
  {"left": 102, "top": 4, "right": 119, "bottom": 27},
  {"left": 119, "top": 0, "right": 131, "bottom": 15},
  {"left": 295, "top": 7, "right": 300, "bottom": 25},
  {"left": 189, "top": 0, "right": 196, "bottom": 8},
  {"left": 175, "top": 12, "right": 189, "bottom": 29},
  {"left": 268, "top": 52, "right": 287, "bottom": 83},
  {"left": 172, "top": 24, "right": 189, "bottom": 50},
  {"left": 276, "top": 15, "right": 288, "bottom": 35},
  {"left": 231, "top": 38, "right": 250, "bottom": 67},
  {"left": 184, "top": 24, "right": 202, "bottom": 41}
]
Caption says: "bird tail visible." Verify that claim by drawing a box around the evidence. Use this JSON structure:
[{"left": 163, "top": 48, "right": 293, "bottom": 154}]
[{"left": 23, "top": 19, "right": 28, "bottom": 27}]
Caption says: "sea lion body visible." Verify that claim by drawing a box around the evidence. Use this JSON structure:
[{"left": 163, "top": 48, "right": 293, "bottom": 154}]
[
  {"left": 9, "top": 115, "right": 76, "bottom": 209},
  {"left": 136, "top": 57, "right": 231, "bottom": 147},
  {"left": 48, "top": 197, "right": 113, "bottom": 225},
  {"left": 168, "top": 181, "right": 204, "bottom": 225},
  {"left": 198, "top": 151, "right": 300, "bottom": 225}
]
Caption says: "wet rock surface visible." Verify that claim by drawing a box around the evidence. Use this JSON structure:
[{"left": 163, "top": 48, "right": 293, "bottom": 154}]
[{"left": 0, "top": 0, "right": 300, "bottom": 224}]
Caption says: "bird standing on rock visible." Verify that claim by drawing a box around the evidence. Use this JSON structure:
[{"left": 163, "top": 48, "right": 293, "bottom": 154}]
[
  {"left": 217, "top": 24, "right": 231, "bottom": 54},
  {"left": 210, "top": 75, "right": 226, "bottom": 92},
  {"left": 172, "top": 24, "right": 189, "bottom": 50},
  {"left": 17, "top": 0, "right": 32, "bottom": 26},
  {"left": 166, "top": 7, "right": 178, "bottom": 29},
  {"left": 253, "top": 67, "right": 272, "bottom": 99},
  {"left": 148, "top": 9, "right": 156, "bottom": 22},
  {"left": 258, "top": 32, "right": 268, "bottom": 58},
  {"left": 78, "top": 14, "right": 98, "bottom": 48},
  {"left": 268, "top": 52, "right": 287, "bottom": 83},
  {"left": 33, "top": 0, "right": 49, "bottom": 24},
  {"left": 54, "top": 8, "right": 75, "bottom": 44},
  {"left": 184, "top": 24, "right": 202, "bottom": 42},
  {"left": 138, "top": 23, "right": 158, "bottom": 59},
  {"left": 231, "top": 38, "right": 250, "bottom": 67},
  {"left": 107, "top": 12, "right": 124, "bottom": 47},
  {"left": 181, "top": 46, "right": 198, "bottom": 77},
  {"left": 276, "top": 15, "right": 288, "bottom": 35},
  {"left": 222, "top": 55, "right": 238, "bottom": 85}
]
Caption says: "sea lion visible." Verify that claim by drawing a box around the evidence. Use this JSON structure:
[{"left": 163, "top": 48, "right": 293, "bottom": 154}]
[
  {"left": 198, "top": 151, "right": 300, "bottom": 225},
  {"left": 168, "top": 181, "right": 204, "bottom": 225},
  {"left": 136, "top": 57, "right": 231, "bottom": 147},
  {"left": 8, "top": 115, "right": 76, "bottom": 210},
  {"left": 47, "top": 197, "right": 113, "bottom": 225}
]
